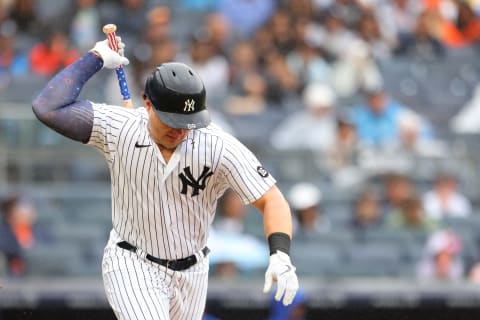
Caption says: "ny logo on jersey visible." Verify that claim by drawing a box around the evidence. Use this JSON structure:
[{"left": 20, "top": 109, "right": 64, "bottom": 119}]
[
  {"left": 179, "top": 166, "right": 213, "bottom": 196},
  {"left": 184, "top": 99, "right": 195, "bottom": 112}
]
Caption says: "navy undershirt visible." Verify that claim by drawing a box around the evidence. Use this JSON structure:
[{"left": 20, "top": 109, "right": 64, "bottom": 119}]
[{"left": 32, "top": 52, "right": 104, "bottom": 143}]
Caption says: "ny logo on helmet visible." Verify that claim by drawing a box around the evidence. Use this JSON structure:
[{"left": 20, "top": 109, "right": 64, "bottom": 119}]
[{"left": 184, "top": 99, "right": 195, "bottom": 112}]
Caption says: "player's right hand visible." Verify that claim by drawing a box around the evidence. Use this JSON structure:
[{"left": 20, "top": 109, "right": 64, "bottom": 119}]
[
  {"left": 263, "top": 250, "right": 299, "bottom": 306},
  {"left": 90, "top": 38, "right": 129, "bottom": 69}
]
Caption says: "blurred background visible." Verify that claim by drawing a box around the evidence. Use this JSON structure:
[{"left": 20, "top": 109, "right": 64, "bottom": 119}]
[{"left": 2, "top": 0, "right": 480, "bottom": 319}]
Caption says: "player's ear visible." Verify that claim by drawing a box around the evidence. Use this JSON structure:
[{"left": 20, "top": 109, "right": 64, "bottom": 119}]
[{"left": 142, "top": 93, "right": 152, "bottom": 110}]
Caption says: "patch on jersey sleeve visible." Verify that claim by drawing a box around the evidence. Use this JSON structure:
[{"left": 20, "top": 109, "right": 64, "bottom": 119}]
[{"left": 257, "top": 166, "right": 269, "bottom": 178}]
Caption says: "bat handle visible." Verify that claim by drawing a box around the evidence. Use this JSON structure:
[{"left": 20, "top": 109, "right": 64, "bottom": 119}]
[{"left": 102, "top": 24, "right": 133, "bottom": 109}]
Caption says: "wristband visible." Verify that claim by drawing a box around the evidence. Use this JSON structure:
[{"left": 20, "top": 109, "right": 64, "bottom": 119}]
[{"left": 268, "top": 232, "right": 291, "bottom": 256}]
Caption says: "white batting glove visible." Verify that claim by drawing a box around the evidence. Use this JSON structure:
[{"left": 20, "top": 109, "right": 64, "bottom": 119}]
[
  {"left": 263, "top": 250, "right": 299, "bottom": 306},
  {"left": 90, "top": 37, "right": 129, "bottom": 69}
]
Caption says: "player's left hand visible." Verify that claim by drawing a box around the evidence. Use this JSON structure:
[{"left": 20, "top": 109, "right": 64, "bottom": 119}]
[{"left": 263, "top": 250, "right": 299, "bottom": 306}]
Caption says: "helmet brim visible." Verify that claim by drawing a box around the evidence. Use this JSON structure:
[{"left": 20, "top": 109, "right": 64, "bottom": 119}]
[{"left": 154, "top": 108, "right": 211, "bottom": 129}]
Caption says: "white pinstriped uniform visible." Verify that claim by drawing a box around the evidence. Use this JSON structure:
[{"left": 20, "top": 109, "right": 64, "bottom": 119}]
[{"left": 87, "top": 103, "right": 276, "bottom": 320}]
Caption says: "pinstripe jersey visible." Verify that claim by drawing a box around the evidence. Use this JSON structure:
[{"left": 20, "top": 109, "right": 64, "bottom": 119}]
[{"left": 88, "top": 103, "right": 276, "bottom": 260}]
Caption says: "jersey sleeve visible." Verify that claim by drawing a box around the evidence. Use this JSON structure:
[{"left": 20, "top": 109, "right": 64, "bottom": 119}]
[
  {"left": 219, "top": 136, "right": 276, "bottom": 204},
  {"left": 87, "top": 103, "right": 134, "bottom": 161}
]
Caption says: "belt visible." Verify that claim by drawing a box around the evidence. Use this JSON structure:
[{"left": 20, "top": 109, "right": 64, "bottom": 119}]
[{"left": 117, "top": 241, "right": 209, "bottom": 271}]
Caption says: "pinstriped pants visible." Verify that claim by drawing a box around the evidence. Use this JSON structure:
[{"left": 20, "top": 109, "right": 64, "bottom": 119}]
[{"left": 102, "top": 233, "right": 209, "bottom": 320}]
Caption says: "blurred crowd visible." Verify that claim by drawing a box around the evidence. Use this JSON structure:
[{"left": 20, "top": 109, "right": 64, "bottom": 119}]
[{"left": 2, "top": 0, "right": 480, "bottom": 318}]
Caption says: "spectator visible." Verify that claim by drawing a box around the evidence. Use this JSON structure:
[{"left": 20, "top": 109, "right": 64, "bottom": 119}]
[
  {"left": 142, "top": 6, "right": 171, "bottom": 47},
  {"left": 382, "top": 173, "right": 415, "bottom": 216},
  {"left": 324, "top": 115, "right": 367, "bottom": 188},
  {"left": 228, "top": 40, "right": 259, "bottom": 94},
  {"left": 285, "top": 0, "right": 314, "bottom": 20},
  {"left": 270, "top": 83, "right": 337, "bottom": 151},
  {"left": 351, "top": 87, "right": 425, "bottom": 148},
  {"left": 386, "top": 195, "right": 439, "bottom": 233},
  {"left": 356, "top": 11, "right": 393, "bottom": 60},
  {"left": 100, "top": 0, "right": 149, "bottom": 54},
  {"left": 29, "top": 30, "right": 80, "bottom": 77},
  {"left": 0, "top": 20, "right": 29, "bottom": 77},
  {"left": 396, "top": 110, "right": 441, "bottom": 156},
  {"left": 216, "top": 0, "right": 276, "bottom": 38},
  {"left": 69, "top": 0, "right": 101, "bottom": 52},
  {"left": 455, "top": 1, "right": 480, "bottom": 45},
  {"left": 1, "top": 195, "right": 50, "bottom": 251},
  {"left": 286, "top": 18, "right": 333, "bottom": 87},
  {"left": 394, "top": 10, "right": 446, "bottom": 58},
  {"left": 376, "top": 0, "right": 422, "bottom": 46},
  {"left": 263, "top": 49, "right": 300, "bottom": 104},
  {"left": 0, "top": 196, "right": 26, "bottom": 276},
  {"left": 8, "top": 0, "right": 44, "bottom": 38},
  {"left": 204, "top": 13, "right": 232, "bottom": 55},
  {"left": 179, "top": 29, "right": 229, "bottom": 105},
  {"left": 422, "top": 173, "right": 472, "bottom": 220},
  {"left": 252, "top": 25, "right": 276, "bottom": 65},
  {"left": 422, "top": 1, "right": 466, "bottom": 49},
  {"left": 122, "top": 6, "right": 172, "bottom": 94},
  {"left": 314, "top": 7, "right": 360, "bottom": 60},
  {"left": 268, "top": 9, "right": 296, "bottom": 55},
  {"left": 351, "top": 188, "right": 383, "bottom": 231},
  {"left": 223, "top": 71, "right": 269, "bottom": 115},
  {"left": 417, "top": 229, "right": 464, "bottom": 281},
  {"left": 329, "top": 116, "right": 358, "bottom": 168},
  {"left": 288, "top": 182, "right": 331, "bottom": 237},
  {"left": 131, "top": 37, "right": 178, "bottom": 98},
  {"left": 331, "top": 39, "right": 383, "bottom": 98}
]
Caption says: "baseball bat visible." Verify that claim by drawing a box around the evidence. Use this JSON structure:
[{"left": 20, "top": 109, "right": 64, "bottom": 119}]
[{"left": 102, "top": 23, "right": 133, "bottom": 109}]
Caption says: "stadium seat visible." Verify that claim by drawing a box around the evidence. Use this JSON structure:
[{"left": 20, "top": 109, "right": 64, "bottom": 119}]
[
  {"left": 341, "top": 242, "right": 404, "bottom": 277},
  {"left": 24, "top": 243, "right": 84, "bottom": 276},
  {"left": 355, "top": 228, "right": 416, "bottom": 248},
  {"left": 291, "top": 241, "right": 345, "bottom": 277},
  {"left": 0, "top": 75, "right": 48, "bottom": 104},
  {"left": 294, "top": 232, "right": 354, "bottom": 249}
]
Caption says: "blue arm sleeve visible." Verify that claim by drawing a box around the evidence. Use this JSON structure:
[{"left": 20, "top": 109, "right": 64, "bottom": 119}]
[{"left": 32, "top": 52, "right": 104, "bottom": 143}]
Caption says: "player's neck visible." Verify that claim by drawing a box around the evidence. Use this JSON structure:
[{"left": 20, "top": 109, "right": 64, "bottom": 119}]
[{"left": 157, "top": 143, "right": 175, "bottom": 163}]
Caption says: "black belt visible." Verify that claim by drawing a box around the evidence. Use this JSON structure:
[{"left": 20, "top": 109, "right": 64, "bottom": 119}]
[{"left": 117, "top": 241, "right": 209, "bottom": 271}]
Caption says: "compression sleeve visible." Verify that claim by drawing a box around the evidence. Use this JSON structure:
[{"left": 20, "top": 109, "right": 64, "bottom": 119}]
[{"left": 32, "top": 52, "right": 104, "bottom": 143}]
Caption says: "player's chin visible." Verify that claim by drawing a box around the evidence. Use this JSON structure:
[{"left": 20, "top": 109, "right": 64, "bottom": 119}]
[
  {"left": 167, "top": 135, "right": 185, "bottom": 145},
  {"left": 163, "top": 138, "right": 183, "bottom": 149}
]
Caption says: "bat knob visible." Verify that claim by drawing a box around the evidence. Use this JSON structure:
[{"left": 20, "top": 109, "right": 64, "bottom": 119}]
[{"left": 103, "top": 24, "right": 117, "bottom": 34}]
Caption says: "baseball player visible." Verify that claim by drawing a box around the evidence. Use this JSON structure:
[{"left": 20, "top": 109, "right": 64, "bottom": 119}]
[{"left": 32, "top": 38, "right": 299, "bottom": 320}]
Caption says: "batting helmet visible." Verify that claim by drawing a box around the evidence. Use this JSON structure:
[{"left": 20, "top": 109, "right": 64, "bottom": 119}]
[{"left": 144, "top": 62, "right": 211, "bottom": 129}]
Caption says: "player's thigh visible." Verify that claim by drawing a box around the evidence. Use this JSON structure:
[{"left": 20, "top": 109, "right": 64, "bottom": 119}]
[
  {"left": 170, "top": 258, "right": 209, "bottom": 320},
  {"left": 103, "top": 245, "right": 170, "bottom": 320}
]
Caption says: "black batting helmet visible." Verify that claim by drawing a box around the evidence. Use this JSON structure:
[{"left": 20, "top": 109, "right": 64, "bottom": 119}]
[{"left": 144, "top": 62, "right": 211, "bottom": 129}]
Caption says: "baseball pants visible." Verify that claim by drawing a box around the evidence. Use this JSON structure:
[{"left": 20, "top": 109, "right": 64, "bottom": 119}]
[{"left": 102, "top": 231, "right": 209, "bottom": 320}]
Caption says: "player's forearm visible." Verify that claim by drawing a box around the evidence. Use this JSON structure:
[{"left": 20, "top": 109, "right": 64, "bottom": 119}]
[
  {"left": 32, "top": 52, "right": 103, "bottom": 143},
  {"left": 254, "top": 186, "right": 293, "bottom": 238},
  {"left": 263, "top": 200, "right": 293, "bottom": 238}
]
